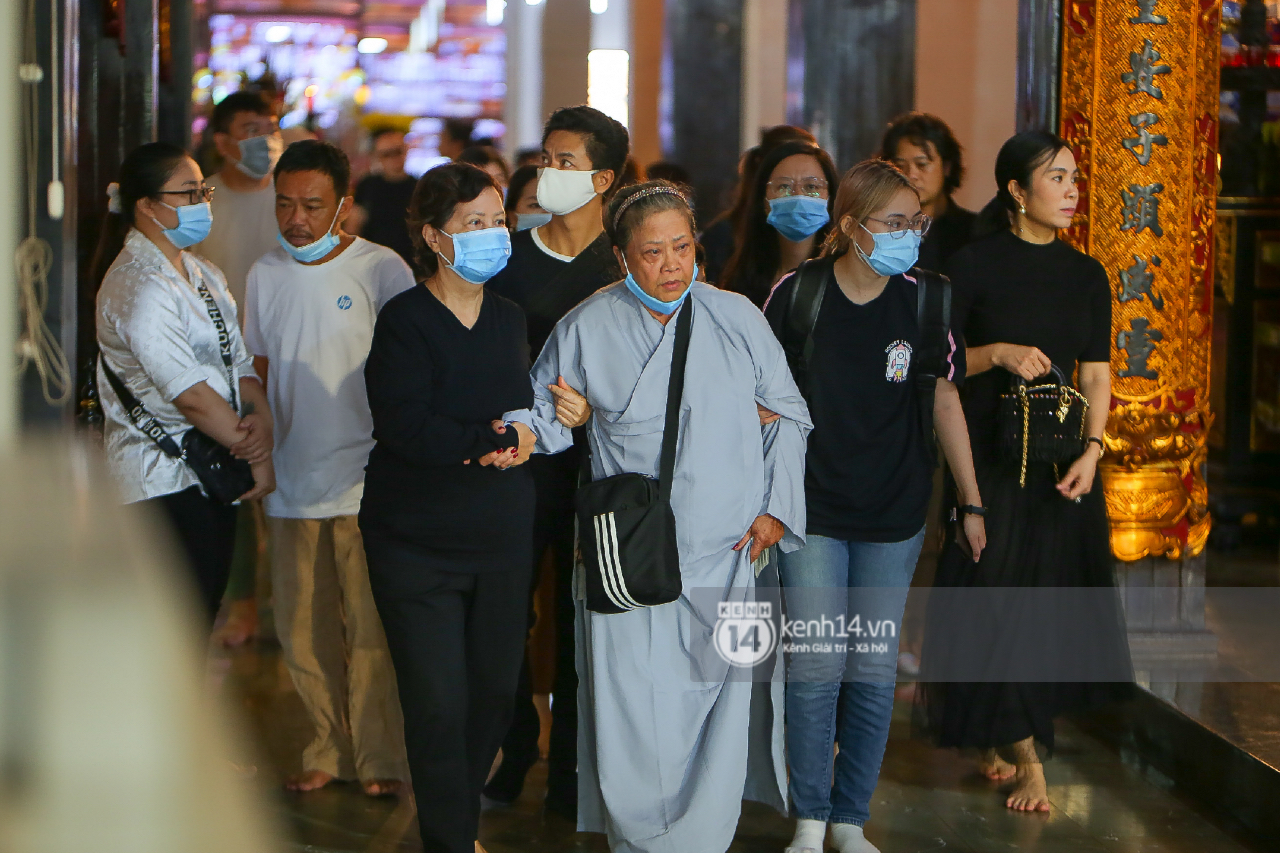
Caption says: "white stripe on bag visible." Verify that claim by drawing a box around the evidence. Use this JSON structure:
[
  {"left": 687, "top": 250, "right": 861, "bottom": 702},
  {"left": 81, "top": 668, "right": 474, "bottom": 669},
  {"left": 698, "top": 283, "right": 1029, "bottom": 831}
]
[
  {"left": 606, "top": 512, "right": 644, "bottom": 609},
  {"left": 594, "top": 514, "right": 632, "bottom": 611}
]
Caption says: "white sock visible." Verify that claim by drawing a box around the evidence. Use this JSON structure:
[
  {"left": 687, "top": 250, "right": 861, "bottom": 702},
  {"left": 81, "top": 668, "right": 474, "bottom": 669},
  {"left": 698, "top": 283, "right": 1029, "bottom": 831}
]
[
  {"left": 831, "top": 823, "right": 879, "bottom": 853},
  {"left": 786, "top": 818, "right": 827, "bottom": 852}
]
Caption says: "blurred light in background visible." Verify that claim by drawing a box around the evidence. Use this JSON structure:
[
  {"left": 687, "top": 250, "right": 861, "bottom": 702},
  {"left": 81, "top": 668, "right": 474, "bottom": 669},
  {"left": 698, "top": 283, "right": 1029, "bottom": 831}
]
[
  {"left": 264, "top": 24, "right": 292, "bottom": 44},
  {"left": 588, "top": 49, "right": 629, "bottom": 127},
  {"left": 591, "top": 0, "right": 609, "bottom": 13},
  {"left": 487, "top": 0, "right": 507, "bottom": 25},
  {"left": 357, "top": 37, "right": 388, "bottom": 54}
]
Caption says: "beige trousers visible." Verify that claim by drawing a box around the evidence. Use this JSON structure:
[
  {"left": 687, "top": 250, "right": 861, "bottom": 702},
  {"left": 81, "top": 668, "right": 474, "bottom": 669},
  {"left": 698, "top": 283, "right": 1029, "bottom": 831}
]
[{"left": 269, "top": 515, "right": 407, "bottom": 781}]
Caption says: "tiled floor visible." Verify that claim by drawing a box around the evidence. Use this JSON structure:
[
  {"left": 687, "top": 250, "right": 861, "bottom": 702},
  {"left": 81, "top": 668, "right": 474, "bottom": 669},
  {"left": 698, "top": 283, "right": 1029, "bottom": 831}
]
[{"left": 217, "top": 644, "right": 1265, "bottom": 853}]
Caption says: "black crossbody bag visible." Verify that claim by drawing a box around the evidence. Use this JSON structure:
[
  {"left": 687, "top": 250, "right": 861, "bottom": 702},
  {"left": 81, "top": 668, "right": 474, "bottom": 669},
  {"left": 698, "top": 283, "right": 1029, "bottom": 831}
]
[
  {"left": 575, "top": 300, "right": 692, "bottom": 614},
  {"left": 100, "top": 275, "right": 255, "bottom": 505}
]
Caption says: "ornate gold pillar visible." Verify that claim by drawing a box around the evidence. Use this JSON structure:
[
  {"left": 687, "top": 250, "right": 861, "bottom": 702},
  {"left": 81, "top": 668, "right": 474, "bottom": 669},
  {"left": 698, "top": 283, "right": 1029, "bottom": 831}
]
[{"left": 1059, "top": 0, "right": 1219, "bottom": 562}]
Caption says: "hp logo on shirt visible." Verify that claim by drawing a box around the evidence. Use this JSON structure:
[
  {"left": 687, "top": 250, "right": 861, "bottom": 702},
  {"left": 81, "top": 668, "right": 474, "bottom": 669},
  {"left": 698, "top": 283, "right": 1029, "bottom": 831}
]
[{"left": 336, "top": 295, "right": 353, "bottom": 310}]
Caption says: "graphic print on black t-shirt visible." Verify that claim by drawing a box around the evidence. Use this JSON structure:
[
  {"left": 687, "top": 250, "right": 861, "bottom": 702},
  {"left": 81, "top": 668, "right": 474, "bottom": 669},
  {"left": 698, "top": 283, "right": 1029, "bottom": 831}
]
[{"left": 765, "top": 259, "right": 965, "bottom": 542}]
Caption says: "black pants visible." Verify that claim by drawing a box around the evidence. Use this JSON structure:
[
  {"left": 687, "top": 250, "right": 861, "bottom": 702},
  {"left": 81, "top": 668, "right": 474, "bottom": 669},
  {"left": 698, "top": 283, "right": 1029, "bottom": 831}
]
[
  {"left": 364, "top": 536, "right": 531, "bottom": 853},
  {"left": 495, "top": 449, "right": 580, "bottom": 802},
  {"left": 141, "top": 485, "right": 237, "bottom": 628}
]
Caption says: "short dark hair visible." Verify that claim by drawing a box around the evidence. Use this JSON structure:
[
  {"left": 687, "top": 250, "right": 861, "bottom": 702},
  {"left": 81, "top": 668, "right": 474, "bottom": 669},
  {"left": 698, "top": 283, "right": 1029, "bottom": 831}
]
[
  {"left": 210, "top": 90, "right": 274, "bottom": 135},
  {"left": 542, "top": 105, "right": 630, "bottom": 187},
  {"left": 407, "top": 162, "right": 503, "bottom": 275},
  {"left": 881, "top": 112, "right": 965, "bottom": 195},
  {"left": 369, "top": 127, "right": 405, "bottom": 147},
  {"left": 645, "top": 161, "right": 692, "bottom": 188},
  {"left": 274, "top": 139, "right": 351, "bottom": 199},
  {"left": 457, "top": 145, "right": 511, "bottom": 185},
  {"left": 443, "top": 118, "right": 475, "bottom": 145}
]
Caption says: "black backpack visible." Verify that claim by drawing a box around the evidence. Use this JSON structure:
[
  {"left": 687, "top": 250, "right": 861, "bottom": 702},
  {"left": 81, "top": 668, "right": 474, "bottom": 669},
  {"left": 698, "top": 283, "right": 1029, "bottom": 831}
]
[{"left": 770, "top": 259, "right": 953, "bottom": 464}]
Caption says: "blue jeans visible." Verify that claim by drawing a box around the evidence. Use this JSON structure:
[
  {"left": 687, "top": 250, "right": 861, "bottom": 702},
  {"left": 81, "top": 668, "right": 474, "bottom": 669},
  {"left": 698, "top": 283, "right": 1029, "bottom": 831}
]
[{"left": 780, "top": 528, "right": 925, "bottom": 826}]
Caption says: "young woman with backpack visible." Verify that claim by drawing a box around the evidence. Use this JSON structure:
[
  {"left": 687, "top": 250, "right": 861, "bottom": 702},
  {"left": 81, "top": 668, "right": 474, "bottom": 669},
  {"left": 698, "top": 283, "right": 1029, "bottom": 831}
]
[{"left": 762, "top": 159, "right": 985, "bottom": 853}]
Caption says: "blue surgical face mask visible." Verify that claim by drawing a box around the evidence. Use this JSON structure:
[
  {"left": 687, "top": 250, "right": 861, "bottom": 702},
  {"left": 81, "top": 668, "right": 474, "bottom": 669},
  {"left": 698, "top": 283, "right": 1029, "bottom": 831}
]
[
  {"left": 235, "top": 133, "right": 283, "bottom": 180},
  {"left": 440, "top": 226, "right": 512, "bottom": 284},
  {"left": 278, "top": 205, "right": 343, "bottom": 263},
  {"left": 624, "top": 262, "right": 697, "bottom": 315},
  {"left": 515, "top": 212, "right": 552, "bottom": 232},
  {"left": 855, "top": 221, "right": 922, "bottom": 276},
  {"left": 151, "top": 201, "right": 213, "bottom": 250},
  {"left": 766, "top": 194, "right": 831, "bottom": 242}
]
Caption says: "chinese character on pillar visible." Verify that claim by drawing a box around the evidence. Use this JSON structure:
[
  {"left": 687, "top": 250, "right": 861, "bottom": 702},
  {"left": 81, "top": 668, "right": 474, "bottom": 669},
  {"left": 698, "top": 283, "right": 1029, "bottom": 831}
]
[
  {"left": 1122, "top": 112, "right": 1169, "bottom": 165},
  {"left": 1119, "top": 254, "right": 1165, "bottom": 309},
  {"left": 1059, "top": 0, "right": 1219, "bottom": 561}
]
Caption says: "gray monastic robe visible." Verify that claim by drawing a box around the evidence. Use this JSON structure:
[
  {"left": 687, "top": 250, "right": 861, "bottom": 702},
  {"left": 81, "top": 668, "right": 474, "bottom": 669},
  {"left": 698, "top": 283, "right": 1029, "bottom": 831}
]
[{"left": 514, "top": 280, "right": 811, "bottom": 853}]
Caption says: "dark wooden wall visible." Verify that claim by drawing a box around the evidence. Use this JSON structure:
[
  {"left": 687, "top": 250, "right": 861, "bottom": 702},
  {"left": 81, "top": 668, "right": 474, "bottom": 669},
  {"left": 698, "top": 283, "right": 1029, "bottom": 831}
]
[
  {"left": 796, "top": 0, "right": 917, "bottom": 171},
  {"left": 665, "top": 0, "right": 744, "bottom": 226},
  {"left": 66, "top": 0, "right": 161, "bottom": 422},
  {"left": 1017, "top": 0, "right": 1061, "bottom": 133}
]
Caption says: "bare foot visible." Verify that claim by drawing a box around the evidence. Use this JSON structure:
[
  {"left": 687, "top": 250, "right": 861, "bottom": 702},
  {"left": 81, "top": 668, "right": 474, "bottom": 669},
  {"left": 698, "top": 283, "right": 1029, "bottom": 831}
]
[
  {"left": 285, "top": 769, "right": 335, "bottom": 792},
  {"left": 978, "top": 749, "right": 1016, "bottom": 781},
  {"left": 1005, "top": 763, "right": 1051, "bottom": 812},
  {"left": 363, "top": 778, "right": 403, "bottom": 797},
  {"left": 215, "top": 598, "right": 258, "bottom": 647}
]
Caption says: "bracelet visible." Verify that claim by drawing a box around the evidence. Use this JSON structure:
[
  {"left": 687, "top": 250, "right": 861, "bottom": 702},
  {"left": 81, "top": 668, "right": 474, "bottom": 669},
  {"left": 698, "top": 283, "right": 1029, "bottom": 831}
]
[
  {"left": 1087, "top": 436, "right": 1104, "bottom": 451},
  {"left": 959, "top": 505, "right": 986, "bottom": 518}
]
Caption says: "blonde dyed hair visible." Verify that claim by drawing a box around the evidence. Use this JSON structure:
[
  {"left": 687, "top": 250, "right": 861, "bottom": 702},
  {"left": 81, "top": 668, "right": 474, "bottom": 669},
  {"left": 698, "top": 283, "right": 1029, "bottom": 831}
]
[{"left": 821, "top": 159, "right": 916, "bottom": 257}]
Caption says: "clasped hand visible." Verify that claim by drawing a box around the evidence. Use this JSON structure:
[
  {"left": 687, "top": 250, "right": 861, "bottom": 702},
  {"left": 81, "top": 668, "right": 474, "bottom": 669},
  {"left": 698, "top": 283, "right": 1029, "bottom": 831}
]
[
  {"left": 464, "top": 420, "right": 536, "bottom": 469},
  {"left": 230, "top": 411, "right": 273, "bottom": 465}
]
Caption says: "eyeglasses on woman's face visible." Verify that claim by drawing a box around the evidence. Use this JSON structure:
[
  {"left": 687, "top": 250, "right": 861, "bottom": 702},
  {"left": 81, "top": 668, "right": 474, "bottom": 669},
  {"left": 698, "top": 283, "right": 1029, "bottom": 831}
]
[
  {"left": 766, "top": 177, "right": 828, "bottom": 199},
  {"left": 157, "top": 185, "right": 216, "bottom": 206},
  {"left": 863, "top": 213, "right": 932, "bottom": 239}
]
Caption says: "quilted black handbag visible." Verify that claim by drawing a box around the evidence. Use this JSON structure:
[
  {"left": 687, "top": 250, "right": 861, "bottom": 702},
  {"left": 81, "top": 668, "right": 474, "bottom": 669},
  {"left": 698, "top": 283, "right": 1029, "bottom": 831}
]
[
  {"left": 575, "top": 300, "right": 691, "bottom": 614},
  {"left": 998, "top": 364, "right": 1089, "bottom": 487}
]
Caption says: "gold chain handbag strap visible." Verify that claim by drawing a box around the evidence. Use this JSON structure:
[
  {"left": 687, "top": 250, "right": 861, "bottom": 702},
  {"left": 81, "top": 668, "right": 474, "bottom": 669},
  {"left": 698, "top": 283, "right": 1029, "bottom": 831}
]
[{"left": 1019, "top": 384, "right": 1030, "bottom": 487}]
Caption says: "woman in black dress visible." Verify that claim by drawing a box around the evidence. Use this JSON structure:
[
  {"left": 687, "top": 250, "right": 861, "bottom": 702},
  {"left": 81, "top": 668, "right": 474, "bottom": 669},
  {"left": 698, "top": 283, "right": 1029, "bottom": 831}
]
[
  {"left": 919, "top": 131, "right": 1130, "bottom": 813},
  {"left": 359, "top": 162, "right": 536, "bottom": 853}
]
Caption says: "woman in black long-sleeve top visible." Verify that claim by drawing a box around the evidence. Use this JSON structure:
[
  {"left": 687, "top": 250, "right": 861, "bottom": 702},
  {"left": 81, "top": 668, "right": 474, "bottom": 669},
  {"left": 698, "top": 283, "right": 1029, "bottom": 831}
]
[{"left": 359, "top": 163, "right": 535, "bottom": 853}]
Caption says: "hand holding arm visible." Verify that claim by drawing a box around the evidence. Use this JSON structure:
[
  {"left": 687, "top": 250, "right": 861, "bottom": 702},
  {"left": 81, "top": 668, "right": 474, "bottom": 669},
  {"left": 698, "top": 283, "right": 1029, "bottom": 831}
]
[
  {"left": 173, "top": 381, "right": 246, "bottom": 449},
  {"left": 548, "top": 376, "right": 591, "bottom": 428}
]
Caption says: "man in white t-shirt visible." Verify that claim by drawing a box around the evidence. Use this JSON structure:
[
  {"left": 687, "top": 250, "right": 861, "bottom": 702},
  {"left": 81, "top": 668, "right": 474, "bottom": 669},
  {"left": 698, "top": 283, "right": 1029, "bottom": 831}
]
[
  {"left": 195, "top": 90, "right": 285, "bottom": 649},
  {"left": 244, "top": 140, "right": 414, "bottom": 796}
]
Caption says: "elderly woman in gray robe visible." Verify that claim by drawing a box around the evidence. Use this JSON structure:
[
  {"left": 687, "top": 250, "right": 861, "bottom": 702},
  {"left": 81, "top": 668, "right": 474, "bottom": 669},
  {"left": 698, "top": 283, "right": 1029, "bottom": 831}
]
[{"left": 509, "top": 181, "right": 812, "bottom": 853}]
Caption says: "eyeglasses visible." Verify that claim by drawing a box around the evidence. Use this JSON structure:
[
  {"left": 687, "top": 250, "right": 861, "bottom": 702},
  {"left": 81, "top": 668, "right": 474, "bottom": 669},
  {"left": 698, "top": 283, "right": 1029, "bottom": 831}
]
[
  {"left": 864, "top": 213, "right": 932, "bottom": 239},
  {"left": 766, "top": 177, "right": 828, "bottom": 198},
  {"left": 157, "top": 185, "right": 216, "bottom": 205}
]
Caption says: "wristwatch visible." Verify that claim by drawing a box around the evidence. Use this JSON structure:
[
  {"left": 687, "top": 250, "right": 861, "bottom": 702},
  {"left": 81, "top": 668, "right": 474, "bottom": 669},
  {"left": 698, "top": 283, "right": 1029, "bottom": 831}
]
[{"left": 950, "top": 505, "right": 987, "bottom": 521}]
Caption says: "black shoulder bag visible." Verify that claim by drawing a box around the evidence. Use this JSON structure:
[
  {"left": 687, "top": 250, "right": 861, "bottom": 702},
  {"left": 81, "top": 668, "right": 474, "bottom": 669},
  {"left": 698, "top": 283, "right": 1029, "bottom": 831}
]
[
  {"left": 575, "top": 299, "right": 692, "bottom": 614},
  {"left": 997, "top": 363, "right": 1089, "bottom": 487},
  {"left": 771, "top": 260, "right": 952, "bottom": 464},
  {"left": 100, "top": 275, "right": 256, "bottom": 505}
]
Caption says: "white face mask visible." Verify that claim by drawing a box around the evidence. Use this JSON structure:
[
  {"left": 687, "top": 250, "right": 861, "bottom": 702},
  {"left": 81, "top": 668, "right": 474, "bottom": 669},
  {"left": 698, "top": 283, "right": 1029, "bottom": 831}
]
[{"left": 536, "top": 167, "right": 600, "bottom": 216}]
